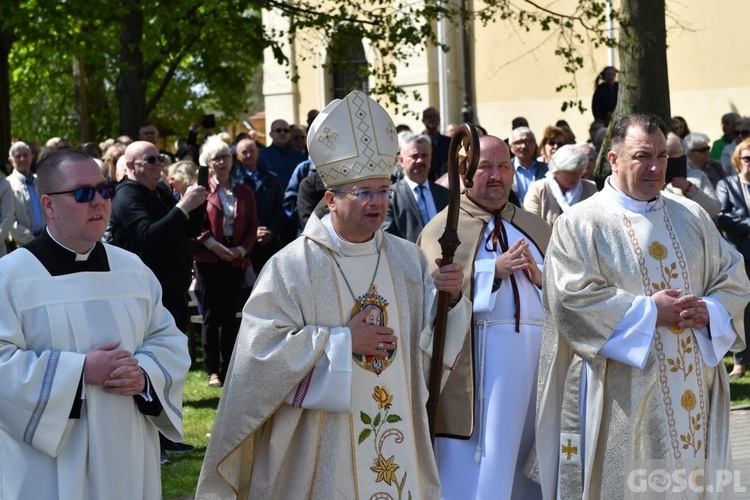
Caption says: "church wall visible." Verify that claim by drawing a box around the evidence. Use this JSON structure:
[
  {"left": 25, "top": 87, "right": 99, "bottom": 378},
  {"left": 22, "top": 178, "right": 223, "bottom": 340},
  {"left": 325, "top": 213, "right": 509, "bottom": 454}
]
[{"left": 264, "top": 0, "right": 750, "bottom": 146}]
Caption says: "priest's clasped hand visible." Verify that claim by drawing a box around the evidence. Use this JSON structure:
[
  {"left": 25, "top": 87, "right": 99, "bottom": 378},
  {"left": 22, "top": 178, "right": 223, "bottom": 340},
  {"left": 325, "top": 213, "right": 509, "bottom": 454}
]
[
  {"left": 653, "top": 289, "right": 709, "bottom": 329},
  {"left": 348, "top": 308, "right": 397, "bottom": 357},
  {"left": 84, "top": 341, "right": 146, "bottom": 395},
  {"left": 494, "top": 239, "right": 542, "bottom": 287},
  {"left": 433, "top": 258, "right": 464, "bottom": 300}
]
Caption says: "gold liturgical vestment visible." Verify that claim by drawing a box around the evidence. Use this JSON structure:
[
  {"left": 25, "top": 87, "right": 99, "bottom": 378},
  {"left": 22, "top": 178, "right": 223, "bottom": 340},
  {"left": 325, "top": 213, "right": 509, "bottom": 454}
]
[
  {"left": 196, "top": 206, "right": 470, "bottom": 499},
  {"left": 534, "top": 186, "right": 750, "bottom": 499}
]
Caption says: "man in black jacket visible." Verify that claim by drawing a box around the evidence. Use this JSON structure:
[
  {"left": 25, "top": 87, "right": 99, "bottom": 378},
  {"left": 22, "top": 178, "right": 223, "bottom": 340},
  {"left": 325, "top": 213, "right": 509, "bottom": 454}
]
[{"left": 109, "top": 141, "right": 207, "bottom": 327}]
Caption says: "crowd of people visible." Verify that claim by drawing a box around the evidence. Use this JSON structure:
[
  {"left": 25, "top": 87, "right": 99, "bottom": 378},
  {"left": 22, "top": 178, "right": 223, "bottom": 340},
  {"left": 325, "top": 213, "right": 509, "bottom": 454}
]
[{"left": 2, "top": 77, "right": 750, "bottom": 498}]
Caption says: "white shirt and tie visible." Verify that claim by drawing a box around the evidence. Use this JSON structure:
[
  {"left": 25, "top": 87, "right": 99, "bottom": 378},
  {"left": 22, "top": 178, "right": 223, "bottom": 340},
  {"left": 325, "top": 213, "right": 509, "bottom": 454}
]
[{"left": 403, "top": 177, "right": 438, "bottom": 224}]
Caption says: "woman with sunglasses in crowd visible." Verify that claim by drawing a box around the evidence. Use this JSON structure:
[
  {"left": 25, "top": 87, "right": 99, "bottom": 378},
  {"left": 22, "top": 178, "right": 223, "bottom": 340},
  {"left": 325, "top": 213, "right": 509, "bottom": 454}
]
[
  {"left": 684, "top": 132, "right": 726, "bottom": 188},
  {"left": 536, "top": 125, "right": 568, "bottom": 164},
  {"left": 194, "top": 136, "right": 258, "bottom": 388}
]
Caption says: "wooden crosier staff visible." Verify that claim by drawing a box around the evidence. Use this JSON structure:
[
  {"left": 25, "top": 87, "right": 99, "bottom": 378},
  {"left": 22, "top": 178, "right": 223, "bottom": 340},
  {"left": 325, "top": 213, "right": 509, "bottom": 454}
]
[{"left": 427, "top": 123, "right": 480, "bottom": 442}]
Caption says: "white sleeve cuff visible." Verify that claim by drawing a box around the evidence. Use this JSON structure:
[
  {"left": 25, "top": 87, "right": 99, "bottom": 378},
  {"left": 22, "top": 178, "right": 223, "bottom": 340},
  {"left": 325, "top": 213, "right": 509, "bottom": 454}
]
[
  {"left": 138, "top": 371, "right": 153, "bottom": 402},
  {"left": 693, "top": 297, "right": 737, "bottom": 367},
  {"left": 599, "top": 296, "right": 656, "bottom": 369},
  {"left": 283, "top": 327, "right": 352, "bottom": 412},
  {"left": 472, "top": 258, "right": 498, "bottom": 312}
]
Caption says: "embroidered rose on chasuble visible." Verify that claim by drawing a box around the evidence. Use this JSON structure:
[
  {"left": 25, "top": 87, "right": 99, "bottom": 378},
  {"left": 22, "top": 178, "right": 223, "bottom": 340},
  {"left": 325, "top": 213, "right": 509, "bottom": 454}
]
[
  {"left": 648, "top": 241, "right": 669, "bottom": 261},
  {"left": 373, "top": 386, "right": 393, "bottom": 409},
  {"left": 680, "top": 389, "right": 703, "bottom": 457},
  {"left": 358, "top": 385, "right": 411, "bottom": 496}
]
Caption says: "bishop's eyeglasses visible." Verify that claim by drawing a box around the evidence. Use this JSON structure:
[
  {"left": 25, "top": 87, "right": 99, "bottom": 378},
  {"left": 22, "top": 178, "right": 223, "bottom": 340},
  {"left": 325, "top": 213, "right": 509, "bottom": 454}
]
[{"left": 328, "top": 187, "right": 394, "bottom": 202}]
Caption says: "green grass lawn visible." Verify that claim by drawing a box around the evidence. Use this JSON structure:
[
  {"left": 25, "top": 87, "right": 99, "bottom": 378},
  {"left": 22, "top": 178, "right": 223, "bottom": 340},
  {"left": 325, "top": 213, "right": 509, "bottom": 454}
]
[
  {"left": 727, "top": 356, "right": 750, "bottom": 407},
  {"left": 162, "top": 369, "right": 221, "bottom": 499},
  {"left": 162, "top": 357, "right": 750, "bottom": 498}
]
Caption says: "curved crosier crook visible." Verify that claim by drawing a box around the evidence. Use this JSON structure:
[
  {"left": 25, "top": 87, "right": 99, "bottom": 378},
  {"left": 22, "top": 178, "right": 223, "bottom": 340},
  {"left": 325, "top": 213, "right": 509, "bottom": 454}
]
[{"left": 426, "top": 123, "right": 480, "bottom": 442}]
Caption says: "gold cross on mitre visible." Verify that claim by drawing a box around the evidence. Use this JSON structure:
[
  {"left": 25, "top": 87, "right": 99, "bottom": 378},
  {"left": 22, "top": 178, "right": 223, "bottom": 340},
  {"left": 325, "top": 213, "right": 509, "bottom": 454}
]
[{"left": 561, "top": 438, "right": 578, "bottom": 461}]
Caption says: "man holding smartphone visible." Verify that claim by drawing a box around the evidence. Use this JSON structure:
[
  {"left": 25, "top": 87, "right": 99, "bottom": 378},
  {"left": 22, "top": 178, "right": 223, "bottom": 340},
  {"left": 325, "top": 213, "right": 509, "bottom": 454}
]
[{"left": 107, "top": 140, "right": 207, "bottom": 463}]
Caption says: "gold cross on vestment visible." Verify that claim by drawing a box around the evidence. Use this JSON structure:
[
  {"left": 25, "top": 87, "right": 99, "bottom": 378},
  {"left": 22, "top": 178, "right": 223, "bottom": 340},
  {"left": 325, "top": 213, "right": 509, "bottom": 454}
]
[{"left": 561, "top": 439, "right": 578, "bottom": 460}]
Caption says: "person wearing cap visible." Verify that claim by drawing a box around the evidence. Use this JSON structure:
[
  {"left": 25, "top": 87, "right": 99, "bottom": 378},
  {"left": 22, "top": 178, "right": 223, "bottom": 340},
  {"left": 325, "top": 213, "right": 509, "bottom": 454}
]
[
  {"left": 0, "top": 149, "right": 190, "bottom": 498},
  {"left": 523, "top": 144, "right": 598, "bottom": 226},
  {"left": 419, "top": 135, "right": 550, "bottom": 500},
  {"left": 197, "top": 90, "right": 471, "bottom": 499}
]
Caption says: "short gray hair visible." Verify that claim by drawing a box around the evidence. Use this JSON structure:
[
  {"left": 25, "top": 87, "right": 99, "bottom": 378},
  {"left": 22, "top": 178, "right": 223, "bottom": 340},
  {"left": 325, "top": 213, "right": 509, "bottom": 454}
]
[
  {"left": 683, "top": 132, "right": 709, "bottom": 151},
  {"left": 399, "top": 134, "right": 431, "bottom": 154},
  {"left": 548, "top": 144, "right": 587, "bottom": 173},
  {"left": 510, "top": 127, "right": 534, "bottom": 142},
  {"left": 199, "top": 135, "right": 231, "bottom": 166},
  {"left": 9, "top": 141, "right": 30, "bottom": 157}
]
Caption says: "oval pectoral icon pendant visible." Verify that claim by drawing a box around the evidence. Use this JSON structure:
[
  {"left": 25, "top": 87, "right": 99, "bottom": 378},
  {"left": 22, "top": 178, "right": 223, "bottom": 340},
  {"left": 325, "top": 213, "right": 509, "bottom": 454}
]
[{"left": 352, "top": 284, "right": 395, "bottom": 376}]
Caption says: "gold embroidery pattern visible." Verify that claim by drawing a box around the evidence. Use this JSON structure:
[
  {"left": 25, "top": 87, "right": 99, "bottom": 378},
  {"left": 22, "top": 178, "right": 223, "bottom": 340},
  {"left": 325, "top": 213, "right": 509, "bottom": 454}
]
[
  {"left": 624, "top": 215, "right": 651, "bottom": 293},
  {"left": 667, "top": 334, "right": 694, "bottom": 381},
  {"left": 648, "top": 240, "right": 695, "bottom": 380},
  {"left": 622, "top": 215, "right": 681, "bottom": 461},
  {"left": 623, "top": 210, "right": 707, "bottom": 463},
  {"left": 680, "top": 389, "right": 702, "bottom": 457},
  {"left": 652, "top": 331, "right": 681, "bottom": 460},
  {"left": 318, "top": 126, "right": 338, "bottom": 147},
  {"left": 385, "top": 123, "right": 396, "bottom": 143},
  {"left": 352, "top": 285, "right": 395, "bottom": 376},
  {"left": 358, "top": 385, "right": 410, "bottom": 499},
  {"left": 663, "top": 207, "right": 707, "bottom": 434},
  {"left": 648, "top": 241, "right": 677, "bottom": 291},
  {"left": 561, "top": 439, "right": 578, "bottom": 460}
]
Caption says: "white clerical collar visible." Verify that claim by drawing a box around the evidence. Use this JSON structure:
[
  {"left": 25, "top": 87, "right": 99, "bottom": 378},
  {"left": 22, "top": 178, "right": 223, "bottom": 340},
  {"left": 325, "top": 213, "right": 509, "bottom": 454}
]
[
  {"left": 46, "top": 228, "right": 96, "bottom": 261},
  {"left": 603, "top": 176, "right": 662, "bottom": 214},
  {"left": 403, "top": 176, "right": 428, "bottom": 192},
  {"left": 320, "top": 213, "right": 381, "bottom": 256}
]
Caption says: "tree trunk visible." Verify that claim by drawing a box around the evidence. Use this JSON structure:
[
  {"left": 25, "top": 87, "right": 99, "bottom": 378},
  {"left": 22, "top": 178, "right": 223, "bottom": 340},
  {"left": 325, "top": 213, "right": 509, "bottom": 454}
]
[
  {"left": 73, "top": 57, "right": 89, "bottom": 144},
  {"left": 617, "top": 0, "right": 670, "bottom": 124},
  {"left": 115, "top": 0, "right": 147, "bottom": 138},
  {"left": 0, "top": 30, "right": 13, "bottom": 172},
  {"left": 595, "top": 0, "right": 670, "bottom": 177}
]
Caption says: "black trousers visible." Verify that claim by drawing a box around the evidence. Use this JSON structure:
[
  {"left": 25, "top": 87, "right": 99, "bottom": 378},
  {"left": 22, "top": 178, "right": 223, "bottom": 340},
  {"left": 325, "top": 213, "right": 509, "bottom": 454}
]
[
  {"left": 161, "top": 287, "right": 189, "bottom": 333},
  {"left": 196, "top": 261, "right": 244, "bottom": 378},
  {"left": 735, "top": 304, "right": 750, "bottom": 366}
]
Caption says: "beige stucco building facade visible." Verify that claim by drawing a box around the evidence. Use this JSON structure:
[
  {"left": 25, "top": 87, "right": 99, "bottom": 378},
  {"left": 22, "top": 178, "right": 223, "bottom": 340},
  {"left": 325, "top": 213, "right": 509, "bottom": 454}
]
[{"left": 263, "top": 1, "right": 750, "bottom": 144}]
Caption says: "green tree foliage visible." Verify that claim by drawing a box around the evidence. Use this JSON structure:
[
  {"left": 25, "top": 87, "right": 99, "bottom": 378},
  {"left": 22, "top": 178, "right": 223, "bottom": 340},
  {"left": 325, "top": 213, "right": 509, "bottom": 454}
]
[
  {"left": 3, "top": 0, "right": 667, "bottom": 156},
  {"left": 5, "top": 0, "right": 266, "bottom": 146}
]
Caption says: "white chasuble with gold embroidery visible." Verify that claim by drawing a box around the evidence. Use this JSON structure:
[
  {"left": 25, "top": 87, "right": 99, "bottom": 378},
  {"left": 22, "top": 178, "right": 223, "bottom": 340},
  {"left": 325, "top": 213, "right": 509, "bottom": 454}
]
[
  {"left": 332, "top": 249, "right": 423, "bottom": 500},
  {"left": 533, "top": 185, "right": 750, "bottom": 500},
  {"left": 620, "top": 207, "right": 707, "bottom": 465}
]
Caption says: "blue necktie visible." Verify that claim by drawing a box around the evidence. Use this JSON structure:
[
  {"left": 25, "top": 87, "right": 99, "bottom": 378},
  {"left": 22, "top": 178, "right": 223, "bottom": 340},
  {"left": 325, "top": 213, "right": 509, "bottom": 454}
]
[
  {"left": 416, "top": 185, "right": 430, "bottom": 224},
  {"left": 26, "top": 177, "right": 44, "bottom": 235}
]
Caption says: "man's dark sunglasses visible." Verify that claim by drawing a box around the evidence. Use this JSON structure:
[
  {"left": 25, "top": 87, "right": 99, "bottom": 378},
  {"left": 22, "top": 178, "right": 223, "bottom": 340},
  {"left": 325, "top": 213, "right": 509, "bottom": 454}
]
[
  {"left": 137, "top": 154, "right": 167, "bottom": 164},
  {"left": 47, "top": 183, "right": 117, "bottom": 203}
]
